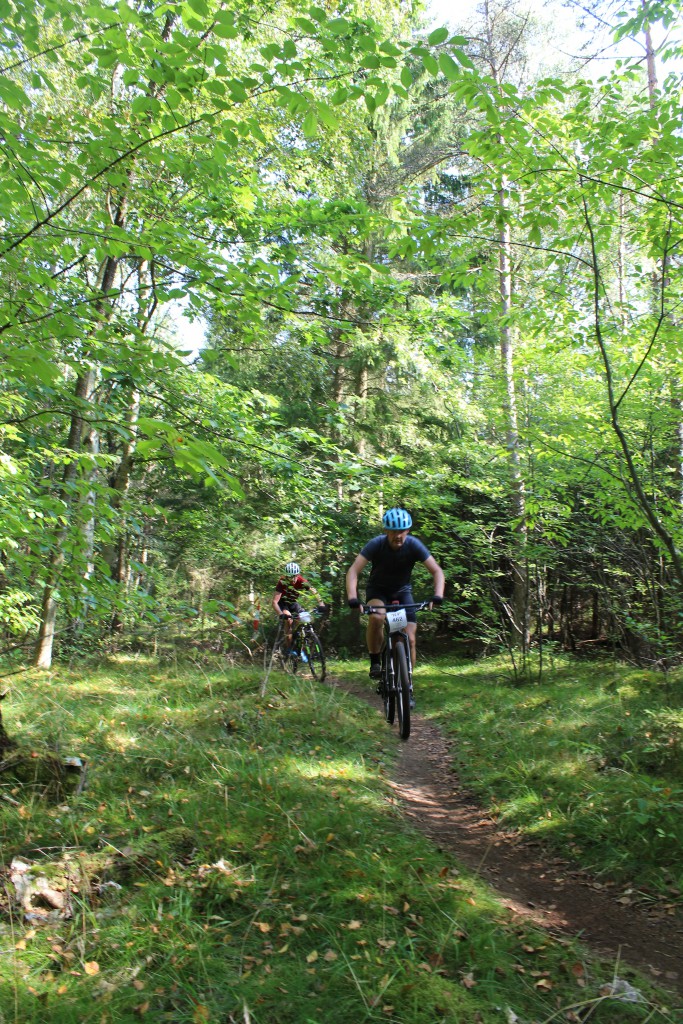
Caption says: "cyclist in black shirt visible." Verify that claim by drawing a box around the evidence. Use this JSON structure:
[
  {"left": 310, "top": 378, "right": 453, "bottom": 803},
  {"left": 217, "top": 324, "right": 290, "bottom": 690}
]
[{"left": 346, "top": 508, "right": 445, "bottom": 684}]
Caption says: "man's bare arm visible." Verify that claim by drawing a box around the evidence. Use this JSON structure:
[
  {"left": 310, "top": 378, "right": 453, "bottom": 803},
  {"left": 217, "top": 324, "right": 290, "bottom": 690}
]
[
  {"left": 346, "top": 554, "right": 369, "bottom": 600},
  {"left": 424, "top": 556, "right": 445, "bottom": 599}
]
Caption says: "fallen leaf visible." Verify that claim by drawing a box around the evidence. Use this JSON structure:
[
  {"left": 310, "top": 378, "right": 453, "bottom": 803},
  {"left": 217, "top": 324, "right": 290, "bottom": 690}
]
[
  {"left": 461, "top": 972, "right": 476, "bottom": 989},
  {"left": 255, "top": 922, "right": 271, "bottom": 933},
  {"left": 84, "top": 961, "right": 100, "bottom": 976},
  {"left": 347, "top": 920, "right": 362, "bottom": 930},
  {"left": 323, "top": 950, "right": 338, "bottom": 961},
  {"left": 306, "top": 950, "right": 318, "bottom": 963}
]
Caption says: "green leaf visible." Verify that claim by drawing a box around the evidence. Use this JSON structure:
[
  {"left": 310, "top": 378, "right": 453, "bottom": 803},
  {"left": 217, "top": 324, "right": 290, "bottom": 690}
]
[
  {"left": 439, "top": 53, "right": 460, "bottom": 81},
  {"left": 360, "top": 54, "right": 380, "bottom": 69},
  {"left": 316, "top": 103, "right": 339, "bottom": 129},
  {"left": 294, "top": 17, "right": 317, "bottom": 33},
  {"left": 379, "top": 40, "right": 402, "bottom": 56},
  {"left": 327, "top": 17, "right": 350, "bottom": 35},
  {"left": 357, "top": 34, "right": 377, "bottom": 52},
  {"left": 453, "top": 48, "right": 475, "bottom": 70},
  {"left": 302, "top": 111, "right": 318, "bottom": 137},
  {"left": 422, "top": 53, "right": 439, "bottom": 77},
  {"left": 428, "top": 27, "right": 449, "bottom": 45},
  {"left": 400, "top": 66, "right": 413, "bottom": 89},
  {"left": 214, "top": 10, "right": 238, "bottom": 37},
  {"left": 227, "top": 79, "right": 248, "bottom": 102}
]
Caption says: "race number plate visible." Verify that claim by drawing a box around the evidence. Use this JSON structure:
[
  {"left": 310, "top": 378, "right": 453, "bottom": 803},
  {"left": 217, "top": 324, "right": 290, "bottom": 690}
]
[{"left": 386, "top": 608, "right": 407, "bottom": 632}]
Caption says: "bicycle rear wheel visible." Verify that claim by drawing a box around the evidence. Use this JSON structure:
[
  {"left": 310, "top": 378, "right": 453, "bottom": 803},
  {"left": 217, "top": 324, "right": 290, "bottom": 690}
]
[
  {"left": 394, "top": 640, "right": 411, "bottom": 740},
  {"left": 382, "top": 648, "right": 395, "bottom": 724}
]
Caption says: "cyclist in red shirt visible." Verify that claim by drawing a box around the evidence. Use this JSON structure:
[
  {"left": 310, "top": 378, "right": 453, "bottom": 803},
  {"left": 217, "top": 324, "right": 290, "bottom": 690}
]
[{"left": 272, "top": 562, "right": 326, "bottom": 649}]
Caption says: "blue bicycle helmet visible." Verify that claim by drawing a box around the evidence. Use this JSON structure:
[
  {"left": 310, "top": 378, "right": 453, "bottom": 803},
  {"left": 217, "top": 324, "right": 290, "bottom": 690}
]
[
  {"left": 284, "top": 562, "right": 301, "bottom": 576},
  {"left": 382, "top": 507, "right": 412, "bottom": 530}
]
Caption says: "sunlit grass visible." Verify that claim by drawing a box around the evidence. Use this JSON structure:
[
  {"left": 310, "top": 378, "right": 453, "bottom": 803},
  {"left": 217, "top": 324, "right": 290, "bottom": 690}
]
[
  {"left": 0, "top": 656, "right": 677, "bottom": 1022},
  {"left": 410, "top": 652, "right": 683, "bottom": 893}
]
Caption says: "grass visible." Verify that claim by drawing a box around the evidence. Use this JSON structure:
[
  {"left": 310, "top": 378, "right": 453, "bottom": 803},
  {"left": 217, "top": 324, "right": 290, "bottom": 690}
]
[{"left": 0, "top": 651, "right": 678, "bottom": 1023}]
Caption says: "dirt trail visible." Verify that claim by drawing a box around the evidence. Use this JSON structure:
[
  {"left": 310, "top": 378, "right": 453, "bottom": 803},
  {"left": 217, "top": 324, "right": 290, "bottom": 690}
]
[{"left": 329, "top": 674, "right": 683, "bottom": 996}]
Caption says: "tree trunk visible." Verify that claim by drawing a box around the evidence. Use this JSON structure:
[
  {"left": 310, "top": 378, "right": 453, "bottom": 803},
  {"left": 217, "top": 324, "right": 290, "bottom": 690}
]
[
  {"left": 499, "top": 195, "right": 529, "bottom": 651},
  {"left": 34, "top": 248, "right": 122, "bottom": 668}
]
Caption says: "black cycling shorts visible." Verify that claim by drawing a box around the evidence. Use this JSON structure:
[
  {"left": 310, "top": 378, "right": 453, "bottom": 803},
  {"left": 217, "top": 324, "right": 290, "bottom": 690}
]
[
  {"left": 364, "top": 586, "right": 417, "bottom": 623},
  {"left": 277, "top": 600, "right": 303, "bottom": 616}
]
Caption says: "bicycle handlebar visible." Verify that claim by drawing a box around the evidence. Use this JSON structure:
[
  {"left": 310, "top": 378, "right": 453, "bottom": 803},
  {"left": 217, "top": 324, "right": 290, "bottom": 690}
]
[
  {"left": 280, "top": 607, "right": 327, "bottom": 618},
  {"left": 360, "top": 600, "right": 433, "bottom": 614}
]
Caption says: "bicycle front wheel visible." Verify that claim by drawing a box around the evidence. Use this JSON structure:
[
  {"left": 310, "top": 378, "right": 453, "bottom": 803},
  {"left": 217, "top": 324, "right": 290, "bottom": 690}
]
[
  {"left": 303, "top": 629, "right": 326, "bottom": 682},
  {"left": 394, "top": 640, "right": 411, "bottom": 740},
  {"left": 288, "top": 627, "right": 302, "bottom": 675},
  {"left": 273, "top": 627, "right": 295, "bottom": 674},
  {"left": 382, "top": 649, "right": 395, "bottom": 724}
]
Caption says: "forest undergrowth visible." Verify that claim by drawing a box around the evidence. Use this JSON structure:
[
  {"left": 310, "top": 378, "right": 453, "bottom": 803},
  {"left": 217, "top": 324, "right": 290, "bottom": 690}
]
[{"left": 0, "top": 653, "right": 680, "bottom": 1023}]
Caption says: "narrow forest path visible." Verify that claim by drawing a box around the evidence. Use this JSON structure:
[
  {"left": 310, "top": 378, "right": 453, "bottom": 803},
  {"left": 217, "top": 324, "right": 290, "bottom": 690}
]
[{"left": 328, "top": 674, "right": 683, "bottom": 997}]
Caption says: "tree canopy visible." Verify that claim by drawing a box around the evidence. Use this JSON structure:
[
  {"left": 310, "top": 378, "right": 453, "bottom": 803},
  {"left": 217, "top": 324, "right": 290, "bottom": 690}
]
[{"left": 2, "top": 0, "right": 683, "bottom": 669}]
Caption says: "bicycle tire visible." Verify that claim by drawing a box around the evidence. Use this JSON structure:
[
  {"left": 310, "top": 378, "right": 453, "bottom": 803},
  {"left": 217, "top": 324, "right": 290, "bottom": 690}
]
[
  {"left": 303, "top": 629, "right": 326, "bottom": 682},
  {"left": 382, "top": 648, "right": 395, "bottom": 724},
  {"left": 278, "top": 622, "right": 299, "bottom": 671},
  {"left": 288, "top": 626, "right": 302, "bottom": 675},
  {"left": 394, "top": 640, "right": 411, "bottom": 740}
]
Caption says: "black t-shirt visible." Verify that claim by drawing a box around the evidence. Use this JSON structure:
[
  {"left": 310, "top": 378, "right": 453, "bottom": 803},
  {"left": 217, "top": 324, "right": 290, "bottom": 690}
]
[{"left": 359, "top": 535, "right": 431, "bottom": 594}]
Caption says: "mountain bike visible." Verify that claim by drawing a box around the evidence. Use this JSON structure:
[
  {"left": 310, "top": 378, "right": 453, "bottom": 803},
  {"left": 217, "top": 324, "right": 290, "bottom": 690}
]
[
  {"left": 277, "top": 608, "right": 327, "bottom": 683},
  {"left": 362, "top": 601, "right": 430, "bottom": 741}
]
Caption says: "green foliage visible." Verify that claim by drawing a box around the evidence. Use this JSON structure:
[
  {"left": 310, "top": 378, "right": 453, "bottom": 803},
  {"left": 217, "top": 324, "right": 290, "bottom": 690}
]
[{"left": 3, "top": 0, "right": 683, "bottom": 670}]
